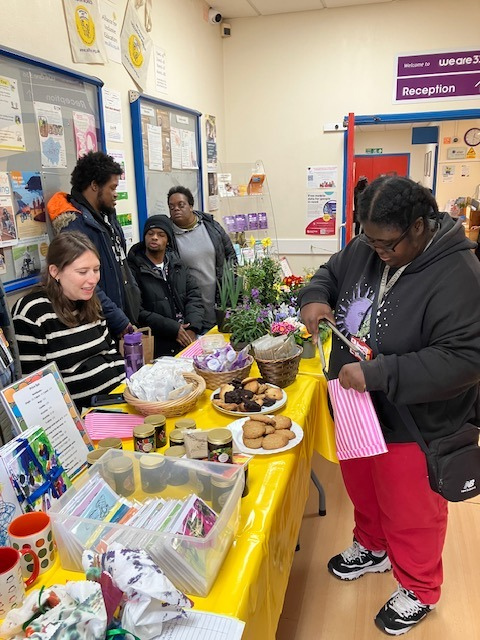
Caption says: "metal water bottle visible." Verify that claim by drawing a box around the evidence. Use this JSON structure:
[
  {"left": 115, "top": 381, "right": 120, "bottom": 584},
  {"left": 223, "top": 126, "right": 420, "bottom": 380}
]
[{"left": 123, "top": 332, "right": 144, "bottom": 378}]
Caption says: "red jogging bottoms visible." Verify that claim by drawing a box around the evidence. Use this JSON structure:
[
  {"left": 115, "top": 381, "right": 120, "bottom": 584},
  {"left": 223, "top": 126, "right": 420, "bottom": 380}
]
[{"left": 340, "top": 442, "right": 448, "bottom": 605}]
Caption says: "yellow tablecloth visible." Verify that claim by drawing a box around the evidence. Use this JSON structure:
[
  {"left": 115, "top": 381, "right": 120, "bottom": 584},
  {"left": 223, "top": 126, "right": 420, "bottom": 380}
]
[{"left": 31, "top": 366, "right": 322, "bottom": 640}]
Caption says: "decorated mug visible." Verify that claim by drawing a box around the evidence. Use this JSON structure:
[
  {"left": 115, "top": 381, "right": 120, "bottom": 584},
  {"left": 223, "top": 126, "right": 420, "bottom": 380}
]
[
  {"left": 0, "top": 546, "right": 39, "bottom": 617},
  {"left": 8, "top": 511, "right": 55, "bottom": 577}
]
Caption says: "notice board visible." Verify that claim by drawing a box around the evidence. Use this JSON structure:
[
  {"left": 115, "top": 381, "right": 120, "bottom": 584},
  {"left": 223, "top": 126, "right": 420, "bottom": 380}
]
[
  {"left": 129, "top": 90, "right": 203, "bottom": 232},
  {"left": 0, "top": 46, "right": 105, "bottom": 292}
]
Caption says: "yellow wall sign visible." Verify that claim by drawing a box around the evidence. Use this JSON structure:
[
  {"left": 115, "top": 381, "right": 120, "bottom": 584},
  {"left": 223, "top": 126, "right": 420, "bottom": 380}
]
[
  {"left": 75, "top": 6, "right": 96, "bottom": 46},
  {"left": 466, "top": 147, "right": 476, "bottom": 159},
  {"left": 128, "top": 34, "right": 144, "bottom": 68}
]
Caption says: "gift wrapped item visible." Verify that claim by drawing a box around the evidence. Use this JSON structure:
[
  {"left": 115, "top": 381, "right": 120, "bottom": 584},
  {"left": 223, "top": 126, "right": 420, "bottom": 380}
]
[
  {"left": 193, "top": 344, "right": 250, "bottom": 373},
  {"left": 0, "top": 582, "right": 107, "bottom": 640},
  {"left": 82, "top": 545, "right": 193, "bottom": 640},
  {"left": 252, "top": 334, "right": 298, "bottom": 360}
]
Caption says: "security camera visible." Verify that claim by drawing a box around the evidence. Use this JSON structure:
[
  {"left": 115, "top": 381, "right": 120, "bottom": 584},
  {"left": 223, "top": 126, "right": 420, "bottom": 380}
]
[{"left": 208, "top": 8, "right": 223, "bottom": 24}]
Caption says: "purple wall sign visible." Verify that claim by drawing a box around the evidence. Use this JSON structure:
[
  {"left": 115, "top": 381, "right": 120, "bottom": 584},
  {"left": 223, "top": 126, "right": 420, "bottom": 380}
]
[{"left": 395, "top": 50, "right": 480, "bottom": 102}]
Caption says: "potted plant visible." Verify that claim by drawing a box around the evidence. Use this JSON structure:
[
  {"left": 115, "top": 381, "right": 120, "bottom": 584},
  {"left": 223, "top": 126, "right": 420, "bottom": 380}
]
[
  {"left": 215, "top": 261, "right": 243, "bottom": 332},
  {"left": 238, "top": 254, "right": 282, "bottom": 307},
  {"left": 227, "top": 302, "right": 271, "bottom": 350}
]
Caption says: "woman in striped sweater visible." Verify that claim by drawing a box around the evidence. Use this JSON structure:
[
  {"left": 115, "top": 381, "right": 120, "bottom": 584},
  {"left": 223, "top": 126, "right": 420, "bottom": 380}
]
[{"left": 12, "top": 232, "right": 125, "bottom": 410}]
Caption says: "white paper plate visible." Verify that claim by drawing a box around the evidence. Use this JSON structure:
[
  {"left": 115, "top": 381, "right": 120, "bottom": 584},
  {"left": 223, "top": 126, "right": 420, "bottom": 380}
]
[
  {"left": 210, "top": 385, "right": 287, "bottom": 416},
  {"left": 228, "top": 417, "right": 303, "bottom": 455}
]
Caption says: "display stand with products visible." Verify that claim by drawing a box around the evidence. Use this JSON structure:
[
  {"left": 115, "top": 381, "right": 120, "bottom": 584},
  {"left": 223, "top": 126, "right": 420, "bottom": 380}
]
[{"left": 217, "top": 161, "right": 279, "bottom": 264}]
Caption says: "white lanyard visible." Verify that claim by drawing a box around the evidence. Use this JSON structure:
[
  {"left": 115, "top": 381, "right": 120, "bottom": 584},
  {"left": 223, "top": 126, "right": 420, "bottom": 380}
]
[{"left": 378, "top": 264, "right": 409, "bottom": 306}]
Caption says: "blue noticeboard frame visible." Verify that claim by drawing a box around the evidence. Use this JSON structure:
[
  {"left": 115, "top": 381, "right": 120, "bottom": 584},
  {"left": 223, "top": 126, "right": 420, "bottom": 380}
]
[
  {"left": 0, "top": 45, "right": 105, "bottom": 293},
  {"left": 129, "top": 90, "right": 203, "bottom": 234}
]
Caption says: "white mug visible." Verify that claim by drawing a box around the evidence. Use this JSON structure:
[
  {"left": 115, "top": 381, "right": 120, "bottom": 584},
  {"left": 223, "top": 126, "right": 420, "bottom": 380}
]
[
  {"left": 0, "top": 546, "right": 39, "bottom": 617},
  {"left": 8, "top": 511, "right": 55, "bottom": 577}
]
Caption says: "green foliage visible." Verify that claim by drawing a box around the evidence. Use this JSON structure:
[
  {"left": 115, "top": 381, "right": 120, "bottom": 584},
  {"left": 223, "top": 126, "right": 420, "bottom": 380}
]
[
  {"left": 227, "top": 303, "right": 270, "bottom": 346},
  {"left": 217, "top": 261, "right": 243, "bottom": 311},
  {"left": 239, "top": 256, "right": 282, "bottom": 306}
]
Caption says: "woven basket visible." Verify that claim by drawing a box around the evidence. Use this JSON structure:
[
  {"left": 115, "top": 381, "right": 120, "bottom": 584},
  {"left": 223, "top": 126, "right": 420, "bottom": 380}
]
[
  {"left": 123, "top": 372, "right": 206, "bottom": 417},
  {"left": 255, "top": 346, "right": 303, "bottom": 388},
  {"left": 193, "top": 356, "right": 253, "bottom": 390}
]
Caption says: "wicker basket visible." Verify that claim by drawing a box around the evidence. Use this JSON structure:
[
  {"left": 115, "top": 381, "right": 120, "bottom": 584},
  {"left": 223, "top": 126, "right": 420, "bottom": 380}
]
[
  {"left": 123, "top": 372, "right": 206, "bottom": 417},
  {"left": 193, "top": 356, "right": 253, "bottom": 390},
  {"left": 255, "top": 346, "right": 303, "bottom": 388}
]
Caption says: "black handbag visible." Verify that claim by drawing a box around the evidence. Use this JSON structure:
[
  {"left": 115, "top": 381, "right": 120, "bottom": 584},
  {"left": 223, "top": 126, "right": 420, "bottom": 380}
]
[{"left": 397, "top": 405, "right": 480, "bottom": 502}]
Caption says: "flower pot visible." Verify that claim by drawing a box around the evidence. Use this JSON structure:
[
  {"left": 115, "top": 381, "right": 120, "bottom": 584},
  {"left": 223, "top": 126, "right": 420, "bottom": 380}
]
[
  {"left": 215, "top": 307, "right": 230, "bottom": 333},
  {"left": 231, "top": 340, "right": 250, "bottom": 352},
  {"left": 301, "top": 341, "right": 316, "bottom": 359}
]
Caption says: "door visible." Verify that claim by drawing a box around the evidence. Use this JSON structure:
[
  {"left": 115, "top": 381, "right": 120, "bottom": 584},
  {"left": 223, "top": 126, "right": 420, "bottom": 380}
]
[{"left": 353, "top": 153, "right": 410, "bottom": 185}]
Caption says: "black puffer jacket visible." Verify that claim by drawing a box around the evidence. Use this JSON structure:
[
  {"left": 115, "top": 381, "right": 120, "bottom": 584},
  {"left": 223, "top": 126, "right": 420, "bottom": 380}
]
[{"left": 127, "top": 244, "right": 204, "bottom": 357}]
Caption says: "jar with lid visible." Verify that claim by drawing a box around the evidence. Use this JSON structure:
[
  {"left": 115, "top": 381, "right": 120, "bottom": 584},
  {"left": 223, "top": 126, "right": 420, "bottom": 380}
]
[
  {"left": 123, "top": 332, "right": 144, "bottom": 378},
  {"left": 211, "top": 474, "right": 234, "bottom": 512},
  {"left": 144, "top": 414, "right": 167, "bottom": 449},
  {"left": 207, "top": 429, "right": 233, "bottom": 463},
  {"left": 106, "top": 456, "right": 135, "bottom": 496},
  {"left": 189, "top": 462, "right": 211, "bottom": 502},
  {"left": 140, "top": 455, "right": 168, "bottom": 493},
  {"left": 169, "top": 429, "right": 185, "bottom": 447},
  {"left": 133, "top": 424, "right": 155, "bottom": 453},
  {"left": 86, "top": 448, "right": 108, "bottom": 467},
  {"left": 174, "top": 418, "right": 197, "bottom": 431},
  {"left": 97, "top": 437, "right": 123, "bottom": 450},
  {"left": 163, "top": 446, "right": 189, "bottom": 485}
]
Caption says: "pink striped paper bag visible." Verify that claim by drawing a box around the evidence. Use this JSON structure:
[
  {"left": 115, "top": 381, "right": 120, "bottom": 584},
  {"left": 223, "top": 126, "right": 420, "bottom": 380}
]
[
  {"left": 84, "top": 412, "right": 145, "bottom": 440},
  {"left": 178, "top": 340, "right": 204, "bottom": 358},
  {"left": 327, "top": 378, "right": 388, "bottom": 460}
]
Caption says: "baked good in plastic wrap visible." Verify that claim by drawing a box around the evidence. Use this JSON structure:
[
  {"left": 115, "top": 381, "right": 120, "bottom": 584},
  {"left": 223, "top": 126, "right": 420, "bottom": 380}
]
[
  {"left": 193, "top": 343, "right": 250, "bottom": 373},
  {"left": 126, "top": 359, "right": 195, "bottom": 402}
]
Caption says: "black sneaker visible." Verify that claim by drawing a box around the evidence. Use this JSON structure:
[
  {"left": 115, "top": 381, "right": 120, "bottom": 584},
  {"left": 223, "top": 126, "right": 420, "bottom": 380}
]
[
  {"left": 327, "top": 540, "right": 391, "bottom": 580},
  {"left": 375, "top": 585, "right": 434, "bottom": 635}
]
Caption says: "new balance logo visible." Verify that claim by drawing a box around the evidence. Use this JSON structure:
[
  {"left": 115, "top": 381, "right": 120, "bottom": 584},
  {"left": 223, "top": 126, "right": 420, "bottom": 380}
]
[{"left": 461, "top": 479, "right": 477, "bottom": 493}]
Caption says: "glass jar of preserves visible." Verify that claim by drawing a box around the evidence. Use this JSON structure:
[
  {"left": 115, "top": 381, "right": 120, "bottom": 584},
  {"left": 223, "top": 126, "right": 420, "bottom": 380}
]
[
  {"left": 207, "top": 428, "right": 233, "bottom": 463},
  {"left": 144, "top": 414, "right": 167, "bottom": 449},
  {"left": 133, "top": 424, "right": 155, "bottom": 453},
  {"left": 169, "top": 429, "right": 185, "bottom": 447}
]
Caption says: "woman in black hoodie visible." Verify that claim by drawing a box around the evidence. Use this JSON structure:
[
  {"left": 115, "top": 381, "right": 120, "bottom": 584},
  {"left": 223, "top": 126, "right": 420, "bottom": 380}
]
[
  {"left": 299, "top": 176, "right": 480, "bottom": 637},
  {"left": 127, "top": 215, "right": 204, "bottom": 357}
]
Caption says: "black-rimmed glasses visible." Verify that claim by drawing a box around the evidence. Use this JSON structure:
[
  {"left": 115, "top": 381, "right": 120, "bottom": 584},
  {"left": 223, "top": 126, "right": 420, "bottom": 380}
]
[{"left": 359, "top": 220, "right": 416, "bottom": 253}]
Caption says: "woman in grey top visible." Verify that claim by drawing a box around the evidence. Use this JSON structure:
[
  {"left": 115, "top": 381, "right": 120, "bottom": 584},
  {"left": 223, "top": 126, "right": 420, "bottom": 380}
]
[{"left": 167, "top": 186, "right": 237, "bottom": 331}]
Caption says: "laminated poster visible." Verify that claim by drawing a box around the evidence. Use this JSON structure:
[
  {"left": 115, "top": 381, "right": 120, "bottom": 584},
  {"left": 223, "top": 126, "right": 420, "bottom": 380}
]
[
  {"left": 10, "top": 171, "right": 47, "bottom": 241},
  {"left": 0, "top": 363, "right": 93, "bottom": 480}
]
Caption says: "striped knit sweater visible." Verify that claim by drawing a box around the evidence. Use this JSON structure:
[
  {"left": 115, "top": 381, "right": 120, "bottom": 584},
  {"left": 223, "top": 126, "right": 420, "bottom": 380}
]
[{"left": 12, "top": 290, "right": 125, "bottom": 409}]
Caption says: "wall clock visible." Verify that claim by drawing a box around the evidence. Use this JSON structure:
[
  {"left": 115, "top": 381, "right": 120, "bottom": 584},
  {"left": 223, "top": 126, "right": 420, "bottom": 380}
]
[{"left": 464, "top": 127, "right": 480, "bottom": 147}]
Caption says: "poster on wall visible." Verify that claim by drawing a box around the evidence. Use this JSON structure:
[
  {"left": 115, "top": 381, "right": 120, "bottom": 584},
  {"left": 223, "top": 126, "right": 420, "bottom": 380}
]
[
  {"left": 156, "top": 109, "right": 172, "bottom": 172},
  {"left": 181, "top": 130, "right": 198, "bottom": 169},
  {"left": 63, "top": 0, "right": 108, "bottom": 64},
  {"left": 103, "top": 88, "right": 124, "bottom": 143},
  {"left": 10, "top": 172, "right": 47, "bottom": 241},
  {"left": 0, "top": 173, "right": 18, "bottom": 248},
  {"left": 208, "top": 172, "right": 218, "bottom": 211},
  {"left": 100, "top": 0, "right": 122, "bottom": 64},
  {"left": 305, "top": 192, "right": 337, "bottom": 235},
  {"left": 147, "top": 124, "right": 163, "bottom": 170},
  {"left": 305, "top": 165, "right": 337, "bottom": 235},
  {"left": 34, "top": 102, "right": 67, "bottom": 168},
  {"left": 73, "top": 111, "right": 98, "bottom": 159},
  {"left": 205, "top": 115, "right": 217, "bottom": 170},
  {"left": 154, "top": 46, "right": 168, "bottom": 94},
  {"left": 0, "top": 76, "right": 26, "bottom": 152},
  {"left": 171, "top": 127, "right": 182, "bottom": 170},
  {"left": 120, "top": 0, "right": 152, "bottom": 90},
  {"left": 108, "top": 149, "right": 128, "bottom": 200}
]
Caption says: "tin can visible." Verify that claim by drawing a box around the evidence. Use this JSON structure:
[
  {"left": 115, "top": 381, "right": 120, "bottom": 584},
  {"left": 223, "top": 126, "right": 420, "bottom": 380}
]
[
  {"left": 97, "top": 437, "right": 123, "bottom": 450},
  {"left": 169, "top": 429, "right": 185, "bottom": 447},
  {"left": 140, "top": 455, "right": 167, "bottom": 493},
  {"left": 106, "top": 456, "right": 135, "bottom": 497},
  {"left": 207, "top": 428, "right": 233, "bottom": 463},
  {"left": 133, "top": 424, "right": 155, "bottom": 453},
  {"left": 174, "top": 418, "right": 197, "bottom": 431},
  {"left": 144, "top": 414, "right": 167, "bottom": 449},
  {"left": 211, "top": 475, "right": 234, "bottom": 512},
  {"left": 163, "top": 446, "right": 189, "bottom": 485}
]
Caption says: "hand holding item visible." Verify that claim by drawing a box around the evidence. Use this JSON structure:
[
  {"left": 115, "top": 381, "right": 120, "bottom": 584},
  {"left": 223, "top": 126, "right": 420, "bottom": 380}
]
[
  {"left": 8, "top": 511, "right": 55, "bottom": 577},
  {"left": 176, "top": 323, "right": 194, "bottom": 348},
  {"left": 300, "top": 302, "right": 335, "bottom": 344},
  {"left": 338, "top": 362, "right": 367, "bottom": 392},
  {"left": 0, "top": 546, "right": 40, "bottom": 617}
]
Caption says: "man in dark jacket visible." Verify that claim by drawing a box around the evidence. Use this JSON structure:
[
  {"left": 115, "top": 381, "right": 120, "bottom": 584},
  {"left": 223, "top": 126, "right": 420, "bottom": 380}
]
[
  {"left": 47, "top": 151, "right": 140, "bottom": 337},
  {"left": 128, "top": 215, "right": 204, "bottom": 357},
  {"left": 167, "top": 186, "right": 237, "bottom": 331}
]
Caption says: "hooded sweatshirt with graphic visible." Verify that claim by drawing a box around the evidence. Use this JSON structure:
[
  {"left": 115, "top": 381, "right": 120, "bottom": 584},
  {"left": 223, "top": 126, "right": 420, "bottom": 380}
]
[{"left": 298, "top": 214, "right": 480, "bottom": 444}]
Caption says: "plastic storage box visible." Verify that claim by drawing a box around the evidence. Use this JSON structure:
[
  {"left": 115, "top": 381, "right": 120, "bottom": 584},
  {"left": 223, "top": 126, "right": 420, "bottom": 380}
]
[{"left": 49, "top": 449, "right": 244, "bottom": 596}]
